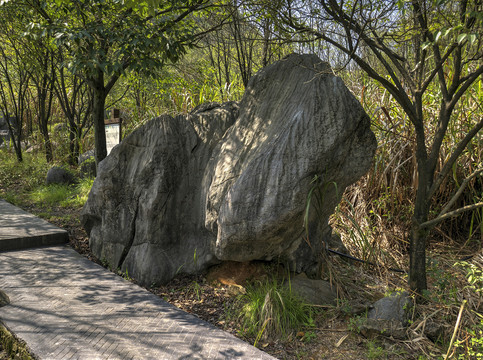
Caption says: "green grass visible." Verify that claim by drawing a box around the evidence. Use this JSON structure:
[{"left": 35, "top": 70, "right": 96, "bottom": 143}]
[
  {"left": 0, "top": 148, "right": 93, "bottom": 209},
  {"left": 28, "top": 178, "right": 94, "bottom": 208},
  {"left": 233, "top": 277, "right": 314, "bottom": 344},
  {"left": 0, "top": 149, "right": 48, "bottom": 196}
]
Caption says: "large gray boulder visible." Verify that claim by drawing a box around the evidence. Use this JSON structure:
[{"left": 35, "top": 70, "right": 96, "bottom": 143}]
[
  {"left": 82, "top": 102, "right": 239, "bottom": 285},
  {"left": 81, "top": 54, "right": 376, "bottom": 286},
  {"left": 206, "top": 54, "right": 375, "bottom": 274}
]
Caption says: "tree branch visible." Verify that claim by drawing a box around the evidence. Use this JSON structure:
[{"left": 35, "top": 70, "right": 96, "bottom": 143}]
[
  {"left": 438, "top": 167, "right": 483, "bottom": 217},
  {"left": 281, "top": 13, "right": 418, "bottom": 122},
  {"left": 429, "top": 116, "right": 483, "bottom": 198},
  {"left": 448, "top": 64, "right": 483, "bottom": 114},
  {"left": 420, "top": 43, "right": 457, "bottom": 94},
  {"left": 420, "top": 202, "right": 483, "bottom": 230}
]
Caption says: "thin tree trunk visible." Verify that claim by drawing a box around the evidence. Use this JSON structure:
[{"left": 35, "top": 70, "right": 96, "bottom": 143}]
[
  {"left": 92, "top": 72, "right": 107, "bottom": 166},
  {"left": 40, "top": 127, "right": 53, "bottom": 162},
  {"left": 409, "top": 212, "right": 429, "bottom": 294},
  {"left": 38, "top": 91, "right": 54, "bottom": 163},
  {"left": 68, "top": 121, "right": 79, "bottom": 166},
  {"left": 409, "top": 144, "right": 432, "bottom": 295}
]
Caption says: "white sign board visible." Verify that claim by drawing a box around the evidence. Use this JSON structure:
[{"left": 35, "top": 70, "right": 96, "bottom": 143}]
[
  {"left": 0, "top": 130, "right": 8, "bottom": 136},
  {"left": 105, "top": 123, "right": 120, "bottom": 155}
]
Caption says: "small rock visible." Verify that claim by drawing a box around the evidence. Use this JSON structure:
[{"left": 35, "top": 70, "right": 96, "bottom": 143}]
[
  {"left": 78, "top": 149, "right": 95, "bottom": 164},
  {"left": 368, "top": 291, "right": 412, "bottom": 325},
  {"left": 359, "top": 290, "right": 413, "bottom": 340},
  {"left": 346, "top": 299, "right": 372, "bottom": 315},
  {"left": 424, "top": 320, "right": 444, "bottom": 343},
  {"left": 0, "top": 290, "right": 10, "bottom": 307},
  {"left": 46, "top": 166, "right": 77, "bottom": 186},
  {"left": 288, "top": 275, "right": 337, "bottom": 306},
  {"left": 53, "top": 123, "right": 67, "bottom": 133}
]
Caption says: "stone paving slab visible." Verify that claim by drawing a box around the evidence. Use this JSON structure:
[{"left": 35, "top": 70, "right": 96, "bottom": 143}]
[
  {"left": 0, "top": 246, "right": 276, "bottom": 360},
  {"left": 0, "top": 200, "right": 68, "bottom": 251}
]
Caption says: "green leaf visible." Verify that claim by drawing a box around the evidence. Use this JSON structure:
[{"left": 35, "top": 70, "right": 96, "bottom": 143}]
[
  {"left": 434, "top": 30, "right": 442, "bottom": 43},
  {"left": 468, "top": 34, "right": 477, "bottom": 46},
  {"left": 422, "top": 41, "right": 432, "bottom": 51},
  {"left": 442, "top": 28, "right": 452, "bottom": 38}
]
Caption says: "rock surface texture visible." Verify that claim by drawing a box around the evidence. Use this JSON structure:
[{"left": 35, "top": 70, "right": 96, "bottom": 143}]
[
  {"left": 82, "top": 54, "right": 377, "bottom": 286},
  {"left": 360, "top": 291, "right": 413, "bottom": 339}
]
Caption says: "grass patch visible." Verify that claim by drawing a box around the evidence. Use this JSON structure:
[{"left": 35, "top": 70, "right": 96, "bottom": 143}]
[
  {"left": 0, "top": 149, "right": 47, "bottom": 196},
  {"left": 0, "top": 149, "right": 94, "bottom": 209},
  {"left": 29, "top": 184, "right": 72, "bottom": 206},
  {"left": 28, "top": 177, "right": 94, "bottom": 208},
  {"left": 234, "top": 277, "right": 314, "bottom": 344}
]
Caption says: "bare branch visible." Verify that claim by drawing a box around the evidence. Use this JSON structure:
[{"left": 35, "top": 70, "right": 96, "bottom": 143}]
[
  {"left": 438, "top": 167, "right": 483, "bottom": 217},
  {"left": 281, "top": 11, "right": 418, "bottom": 123},
  {"left": 429, "top": 117, "right": 483, "bottom": 198},
  {"left": 449, "top": 65, "right": 483, "bottom": 113},
  {"left": 420, "top": 43, "right": 457, "bottom": 94},
  {"left": 420, "top": 202, "right": 483, "bottom": 230}
]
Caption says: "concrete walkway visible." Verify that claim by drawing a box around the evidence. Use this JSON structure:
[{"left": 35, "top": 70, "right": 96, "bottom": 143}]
[
  {"left": 0, "top": 201, "right": 276, "bottom": 360},
  {"left": 0, "top": 200, "right": 68, "bottom": 251}
]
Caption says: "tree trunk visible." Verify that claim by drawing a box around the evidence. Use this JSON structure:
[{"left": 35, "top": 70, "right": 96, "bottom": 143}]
[
  {"left": 42, "top": 130, "right": 53, "bottom": 163},
  {"left": 39, "top": 105, "right": 53, "bottom": 163},
  {"left": 5, "top": 116, "right": 23, "bottom": 162},
  {"left": 68, "top": 121, "right": 79, "bottom": 166},
  {"left": 409, "top": 158, "right": 431, "bottom": 295},
  {"left": 409, "top": 220, "right": 429, "bottom": 294},
  {"left": 91, "top": 72, "right": 107, "bottom": 167}
]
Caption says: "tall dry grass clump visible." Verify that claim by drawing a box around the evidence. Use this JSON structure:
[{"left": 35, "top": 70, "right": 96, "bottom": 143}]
[{"left": 332, "top": 71, "right": 482, "bottom": 270}]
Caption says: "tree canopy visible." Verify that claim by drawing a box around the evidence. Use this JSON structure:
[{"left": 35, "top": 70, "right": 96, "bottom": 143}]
[{"left": 24, "top": 0, "right": 219, "bottom": 164}]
